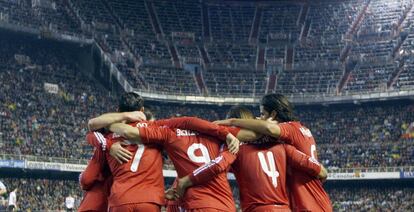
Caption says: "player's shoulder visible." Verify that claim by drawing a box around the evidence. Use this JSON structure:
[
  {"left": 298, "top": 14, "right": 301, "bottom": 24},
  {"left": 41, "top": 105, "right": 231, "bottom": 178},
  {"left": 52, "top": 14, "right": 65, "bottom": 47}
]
[
  {"left": 280, "top": 121, "right": 302, "bottom": 128},
  {"left": 282, "top": 121, "right": 313, "bottom": 136},
  {"left": 268, "top": 143, "right": 287, "bottom": 154}
]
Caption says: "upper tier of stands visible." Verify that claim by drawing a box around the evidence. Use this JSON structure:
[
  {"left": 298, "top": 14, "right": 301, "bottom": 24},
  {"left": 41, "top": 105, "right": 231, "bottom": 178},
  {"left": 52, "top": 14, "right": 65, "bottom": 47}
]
[
  {"left": 1, "top": 31, "right": 412, "bottom": 171},
  {"left": 0, "top": 0, "right": 414, "bottom": 96},
  {"left": 1, "top": 0, "right": 413, "bottom": 97}
]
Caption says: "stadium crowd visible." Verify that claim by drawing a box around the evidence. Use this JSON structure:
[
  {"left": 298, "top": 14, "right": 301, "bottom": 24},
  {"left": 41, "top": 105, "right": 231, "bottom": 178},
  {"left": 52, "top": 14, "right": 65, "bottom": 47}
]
[
  {"left": 0, "top": 34, "right": 413, "bottom": 169},
  {"left": 0, "top": 34, "right": 116, "bottom": 160},
  {"left": 327, "top": 187, "right": 414, "bottom": 211},
  {"left": 0, "top": 0, "right": 413, "bottom": 211},
  {"left": 0, "top": 178, "right": 82, "bottom": 211}
]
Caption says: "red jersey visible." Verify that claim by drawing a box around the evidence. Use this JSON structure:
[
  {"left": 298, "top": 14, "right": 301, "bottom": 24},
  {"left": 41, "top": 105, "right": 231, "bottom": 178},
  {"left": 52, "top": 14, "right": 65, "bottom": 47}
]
[
  {"left": 138, "top": 118, "right": 236, "bottom": 211},
  {"left": 279, "top": 121, "right": 332, "bottom": 212},
  {"left": 232, "top": 144, "right": 321, "bottom": 212},
  {"left": 78, "top": 176, "right": 112, "bottom": 212},
  {"left": 104, "top": 121, "right": 165, "bottom": 208},
  {"left": 187, "top": 135, "right": 321, "bottom": 212},
  {"left": 78, "top": 133, "right": 112, "bottom": 212}
]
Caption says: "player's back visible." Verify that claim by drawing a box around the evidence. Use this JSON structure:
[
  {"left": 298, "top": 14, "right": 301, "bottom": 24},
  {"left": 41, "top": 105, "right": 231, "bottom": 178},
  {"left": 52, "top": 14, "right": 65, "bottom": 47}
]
[
  {"left": 139, "top": 126, "right": 235, "bottom": 211},
  {"left": 169, "top": 131, "right": 235, "bottom": 211},
  {"left": 106, "top": 121, "right": 165, "bottom": 208},
  {"left": 232, "top": 143, "right": 290, "bottom": 212},
  {"left": 278, "top": 121, "right": 332, "bottom": 212}
]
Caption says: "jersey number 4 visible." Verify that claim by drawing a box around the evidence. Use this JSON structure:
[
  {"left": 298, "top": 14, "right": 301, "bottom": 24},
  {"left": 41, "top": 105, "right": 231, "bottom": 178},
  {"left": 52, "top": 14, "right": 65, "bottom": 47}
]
[
  {"left": 130, "top": 144, "right": 145, "bottom": 172},
  {"left": 258, "top": 151, "right": 280, "bottom": 188}
]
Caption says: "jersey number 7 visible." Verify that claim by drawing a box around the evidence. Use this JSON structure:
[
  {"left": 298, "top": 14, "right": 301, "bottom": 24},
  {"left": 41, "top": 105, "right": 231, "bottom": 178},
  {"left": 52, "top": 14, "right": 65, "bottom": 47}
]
[{"left": 130, "top": 144, "right": 145, "bottom": 172}]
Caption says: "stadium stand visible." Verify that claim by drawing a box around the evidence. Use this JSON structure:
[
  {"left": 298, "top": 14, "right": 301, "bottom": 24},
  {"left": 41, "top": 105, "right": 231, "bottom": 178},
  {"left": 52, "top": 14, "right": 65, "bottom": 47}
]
[
  {"left": 0, "top": 0, "right": 81, "bottom": 35},
  {"left": 208, "top": 3, "right": 254, "bottom": 42},
  {"left": 153, "top": 0, "right": 202, "bottom": 39},
  {"left": 0, "top": 0, "right": 413, "bottom": 96},
  {"left": 0, "top": 178, "right": 82, "bottom": 211},
  {"left": 328, "top": 187, "right": 414, "bottom": 211},
  {"left": 0, "top": 32, "right": 115, "bottom": 159},
  {"left": 0, "top": 0, "right": 413, "bottom": 210},
  {"left": 259, "top": 3, "right": 302, "bottom": 42},
  {"left": 0, "top": 32, "right": 412, "bottom": 169}
]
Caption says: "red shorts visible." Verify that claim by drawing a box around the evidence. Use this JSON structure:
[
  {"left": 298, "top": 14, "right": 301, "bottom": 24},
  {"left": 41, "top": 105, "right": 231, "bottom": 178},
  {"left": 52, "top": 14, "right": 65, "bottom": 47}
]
[
  {"left": 250, "top": 205, "right": 291, "bottom": 212},
  {"left": 109, "top": 203, "right": 161, "bottom": 212}
]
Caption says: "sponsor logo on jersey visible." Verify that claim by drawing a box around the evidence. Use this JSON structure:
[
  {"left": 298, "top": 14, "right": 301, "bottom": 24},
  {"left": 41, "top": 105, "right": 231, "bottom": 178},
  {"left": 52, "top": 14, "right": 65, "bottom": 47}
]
[{"left": 176, "top": 129, "right": 198, "bottom": 136}]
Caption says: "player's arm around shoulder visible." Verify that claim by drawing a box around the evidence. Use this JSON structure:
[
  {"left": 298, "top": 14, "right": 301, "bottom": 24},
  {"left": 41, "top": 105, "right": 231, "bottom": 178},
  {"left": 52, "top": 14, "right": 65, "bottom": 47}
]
[
  {"left": 88, "top": 111, "right": 146, "bottom": 131},
  {"left": 215, "top": 118, "right": 282, "bottom": 139},
  {"left": 109, "top": 123, "right": 142, "bottom": 143}
]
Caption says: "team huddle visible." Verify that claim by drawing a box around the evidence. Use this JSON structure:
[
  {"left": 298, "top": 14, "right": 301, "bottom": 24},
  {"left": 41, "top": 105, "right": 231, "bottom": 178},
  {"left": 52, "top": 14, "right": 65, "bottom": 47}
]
[{"left": 78, "top": 92, "right": 333, "bottom": 212}]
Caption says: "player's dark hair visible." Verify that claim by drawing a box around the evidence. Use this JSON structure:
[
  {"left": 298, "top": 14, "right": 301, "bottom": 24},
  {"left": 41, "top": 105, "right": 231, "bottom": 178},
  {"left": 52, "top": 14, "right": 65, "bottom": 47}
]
[
  {"left": 144, "top": 107, "right": 155, "bottom": 121},
  {"left": 261, "top": 93, "right": 297, "bottom": 122},
  {"left": 118, "top": 92, "right": 144, "bottom": 112},
  {"left": 226, "top": 105, "right": 255, "bottom": 119}
]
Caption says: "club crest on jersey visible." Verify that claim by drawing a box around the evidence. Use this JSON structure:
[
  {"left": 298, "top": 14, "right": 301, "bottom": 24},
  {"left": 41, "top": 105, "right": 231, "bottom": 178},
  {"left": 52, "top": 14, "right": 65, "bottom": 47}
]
[
  {"left": 176, "top": 129, "right": 197, "bottom": 136},
  {"left": 299, "top": 127, "right": 313, "bottom": 137}
]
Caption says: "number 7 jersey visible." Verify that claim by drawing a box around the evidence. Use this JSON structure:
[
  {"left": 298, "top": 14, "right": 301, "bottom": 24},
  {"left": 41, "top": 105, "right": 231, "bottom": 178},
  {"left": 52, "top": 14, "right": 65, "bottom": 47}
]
[{"left": 102, "top": 121, "right": 165, "bottom": 208}]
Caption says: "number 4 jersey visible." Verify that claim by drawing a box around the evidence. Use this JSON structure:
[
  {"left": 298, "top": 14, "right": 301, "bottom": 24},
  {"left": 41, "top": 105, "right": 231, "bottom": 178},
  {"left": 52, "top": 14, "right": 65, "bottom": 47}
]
[{"left": 231, "top": 143, "right": 321, "bottom": 212}]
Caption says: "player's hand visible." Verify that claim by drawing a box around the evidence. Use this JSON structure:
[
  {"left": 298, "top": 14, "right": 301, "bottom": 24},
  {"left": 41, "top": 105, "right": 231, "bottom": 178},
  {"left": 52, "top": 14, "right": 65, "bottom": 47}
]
[
  {"left": 110, "top": 142, "right": 132, "bottom": 164},
  {"left": 176, "top": 175, "right": 193, "bottom": 198},
  {"left": 124, "top": 111, "right": 146, "bottom": 122},
  {"left": 165, "top": 188, "right": 179, "bottom": 200},
  {"left": 213, "top": 119, "right": 234, "bottom": 126},
  {"left": 318, "top": 165, "right": 328, "bottom": 183},
  {"left": 266, "top": 117, "right": 278, "bottom": 124},
  {"left": 226, "top": 133, "right": 240, "bottom": 154}
]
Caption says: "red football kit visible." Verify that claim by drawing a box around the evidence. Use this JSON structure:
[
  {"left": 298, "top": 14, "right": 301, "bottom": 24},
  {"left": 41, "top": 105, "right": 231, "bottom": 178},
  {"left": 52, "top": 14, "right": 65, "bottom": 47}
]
[
  {"left": 83, "top": 121, "right": 165, "bottom": 211},
  {"left": 187, "top": 135, "right": 322, "bottom": 212},
  {"left": 137, "top": 117, "right": 237, "bottom": 212},
  {"left": 78, "top": 132, "right": 112, "bottom": 212},
  {"left": 278, "top": 121, "right": 332, "bottom": 212},
  {"left": 106, "top": 121, "right": 165, "bottom": 211},
  {"left": 231, "top": 143, "right": 321, "bottom": 212}
]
